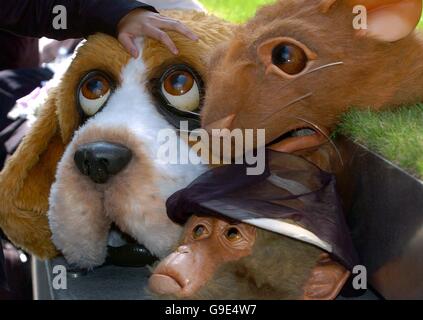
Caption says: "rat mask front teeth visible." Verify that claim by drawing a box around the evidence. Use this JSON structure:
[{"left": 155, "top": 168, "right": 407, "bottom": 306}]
[{"left": 291, "top": 128, "right": 316, "bottom": 137}]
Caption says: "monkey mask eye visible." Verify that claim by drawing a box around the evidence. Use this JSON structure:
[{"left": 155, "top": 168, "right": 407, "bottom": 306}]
[
  {"left": 225, "top": 227, "right": 242, "bottom": 242},
  {"left": 192, "top": 224, "right": 209, "bottom": 240},
  {"left": 258, "top": 37, "right": 317, "bottom": 78}
]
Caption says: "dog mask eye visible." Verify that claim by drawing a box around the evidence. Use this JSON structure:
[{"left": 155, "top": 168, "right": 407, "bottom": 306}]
[
  {"left": 271, "top": 43, "right": 308, "bottom": 75},
  {"left": 78, "top": 71, "right": 113, "bottom": 116},
  {"left": 160, "top": 68, "right": 200, "bottom": 112}
]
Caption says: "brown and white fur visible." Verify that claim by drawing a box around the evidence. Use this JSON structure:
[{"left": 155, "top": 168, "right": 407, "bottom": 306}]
[
  {"left": 0, "top": 11, "right": 233, "bottom": 263},
  {"left": 48, "top": 41, "right": 209, "bottom": 268}
]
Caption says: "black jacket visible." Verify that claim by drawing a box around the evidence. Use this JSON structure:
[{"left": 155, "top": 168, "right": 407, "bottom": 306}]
[
  {"left": 0, "top": 0, "right": 157, "bottom": 70},
  {"left": 0, "top": 242, "right": 5, "bottom": 291}
]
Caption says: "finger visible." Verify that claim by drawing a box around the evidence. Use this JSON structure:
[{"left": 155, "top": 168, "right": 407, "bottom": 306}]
[
  {"left": 146, "top": 27, "right": 179, "bottom": 55},
  {"left": 155, "top": 19, "right": 199, "bottom": 41},
  {"left": 118, "top": 33, "right": 139, "bottom": 58}
]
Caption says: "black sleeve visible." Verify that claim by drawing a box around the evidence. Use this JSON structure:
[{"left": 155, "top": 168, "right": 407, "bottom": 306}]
[
  {"left": 0, "top": 0, "right": 158, "bottom": 40},
  {"left": 0, "top": 240, "right": 6, "bottom": 291}
]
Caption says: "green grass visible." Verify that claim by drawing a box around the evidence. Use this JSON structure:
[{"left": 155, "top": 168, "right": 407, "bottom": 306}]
[
  {"left": 339, "top": 15, "right": 423, "bottom": 179},
  {"left": 200, "top": 1, "right": 423, "bottom": 25},
  {"left": 337, "top": 106, "right": 423, "bottom": 179},
  {"left": 201, "top": 0, "right": 274, "bottom": 23}
]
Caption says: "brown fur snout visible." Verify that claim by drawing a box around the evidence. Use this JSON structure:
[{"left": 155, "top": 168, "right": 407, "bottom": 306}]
[{"left": 202, "top": 0, "right": 423, "bottom": 157}]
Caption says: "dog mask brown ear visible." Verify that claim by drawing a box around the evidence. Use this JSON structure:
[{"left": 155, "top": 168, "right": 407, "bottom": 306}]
[
  {"left": 302, "top": 253, "right": 350, "bottom": 300},
  {"left": 0, "top": 89, "right": 66, "bottom": 258},
  {"left": 321, "top": 0, "right": 422, "bottom": 42}
]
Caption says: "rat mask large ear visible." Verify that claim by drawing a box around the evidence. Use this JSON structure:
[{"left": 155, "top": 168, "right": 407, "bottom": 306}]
[
  {"left": 302, "top": 253, "right": 350, "bottom": 300},
  {"left": 322, "top": 0, "right": 422, "bottom": 42},
  {"left": 0, "top": 89, "right": 66, "bottom": 258}
]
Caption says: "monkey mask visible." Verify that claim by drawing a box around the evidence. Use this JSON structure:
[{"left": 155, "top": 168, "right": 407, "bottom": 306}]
[{"left": 150, "top": 150, "right": 359, "bottom": 299}]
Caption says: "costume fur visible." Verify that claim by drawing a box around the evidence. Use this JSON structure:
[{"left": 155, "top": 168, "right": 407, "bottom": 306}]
[{"left": 0, "top": 11, "right": 233, "bottom": 262}]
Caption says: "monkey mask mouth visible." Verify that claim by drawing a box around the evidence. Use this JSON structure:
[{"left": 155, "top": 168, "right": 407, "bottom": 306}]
[
  {"left": 149, "top": 216, "right": 256, "bottom": 298},
  {"left": 149, "top": 264, "right": 189, "bottom": 297}
]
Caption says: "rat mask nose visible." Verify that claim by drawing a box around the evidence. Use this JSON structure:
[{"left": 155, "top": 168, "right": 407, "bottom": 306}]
[
  {"left": 74, "top": 142, "right": 132, "bottom": 184},
  {"left": 204, "top": 114, "right": 236, "bottom": 135}
]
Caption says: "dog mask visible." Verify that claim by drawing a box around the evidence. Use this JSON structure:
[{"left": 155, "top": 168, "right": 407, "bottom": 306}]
[{"left": 0, "top": 11, "right": 234, "bottom": 267}]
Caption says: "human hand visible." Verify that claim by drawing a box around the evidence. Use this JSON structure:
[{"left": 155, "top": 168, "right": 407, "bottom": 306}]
[{"left": 117, "top": 9, "right": 199, "bottom": 57}]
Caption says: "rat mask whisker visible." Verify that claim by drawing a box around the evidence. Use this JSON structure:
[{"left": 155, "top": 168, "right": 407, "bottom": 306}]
[
  {"left": 261, "top": 92, "right": 313, "bottom": 123},
  {"left": 304, "top": 61, "right": 344, "bottom": 76},
  {"left": 294, "top": 116, "right": 344, "bottom": 167},
  {"left": 279, "top": 61, "right": 344, "bottom": 90}
]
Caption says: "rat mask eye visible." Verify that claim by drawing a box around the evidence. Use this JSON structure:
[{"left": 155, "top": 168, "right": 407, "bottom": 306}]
[
  {"left": 225, "top": 227, "right": 242, "bottom": 242},
  {"left": 258, "top": 37, "right": 316, "bottom": 78},
  {"left": 78, "top": 71, "right": 114, "bottom": 117},
  {"left": 161, "top": 68, "right": 200, "bottom": 112},
  {"left": 271, "top": 43, "right": 308, "bottom": 75}
]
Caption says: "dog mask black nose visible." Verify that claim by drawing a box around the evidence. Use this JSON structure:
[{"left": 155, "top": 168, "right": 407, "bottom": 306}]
[{"left": 74, "top": 142, "right": 132, "bottom": 184}]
